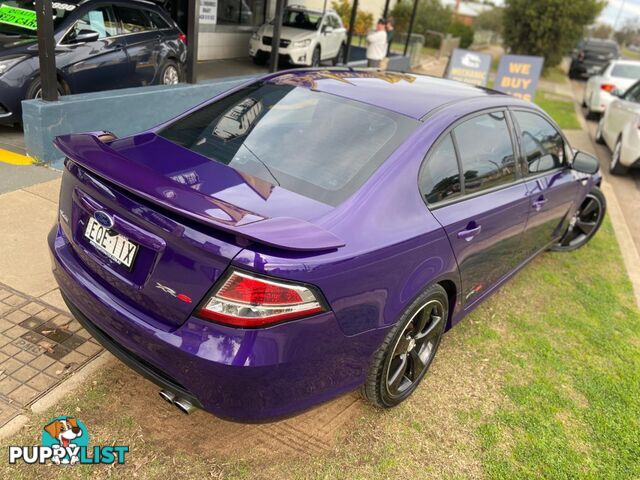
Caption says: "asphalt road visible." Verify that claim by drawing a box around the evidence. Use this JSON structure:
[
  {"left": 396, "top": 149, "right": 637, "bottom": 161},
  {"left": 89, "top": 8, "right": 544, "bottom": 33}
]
[{"left": 569, "top": 80, "right": 640, "bottom": 255}]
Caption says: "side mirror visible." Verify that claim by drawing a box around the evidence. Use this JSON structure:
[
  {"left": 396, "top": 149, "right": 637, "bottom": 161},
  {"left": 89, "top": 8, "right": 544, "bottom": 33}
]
[
  {"left": 73, "top": 29, "right": 100, "bottom": 43},
  {"left": 323, "top": 25, "right": 333, "bottom": 34},
  {"left": 572, "top": 151, "right": 600, "bottom": 174}
]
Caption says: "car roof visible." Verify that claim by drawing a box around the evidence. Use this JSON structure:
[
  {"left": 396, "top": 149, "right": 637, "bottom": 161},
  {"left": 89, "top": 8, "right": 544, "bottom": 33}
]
[
  {"left": 581, "top": 38, "right": 618, "bottom": 49},
  {"left": 265, "top": 69, "right": 507, "bottom": 120},
  {"left": 609, "top": 59, "right": 640, "bottom": 66}
]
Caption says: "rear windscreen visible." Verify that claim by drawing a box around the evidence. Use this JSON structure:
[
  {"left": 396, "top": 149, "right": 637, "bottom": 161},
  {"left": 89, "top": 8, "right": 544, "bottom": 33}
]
[
  {"left": 158, "top": 83, "right": 418, "bottom": 206},
  {"left": 611, "top": 63, "right": 640, "bottom": 79}
]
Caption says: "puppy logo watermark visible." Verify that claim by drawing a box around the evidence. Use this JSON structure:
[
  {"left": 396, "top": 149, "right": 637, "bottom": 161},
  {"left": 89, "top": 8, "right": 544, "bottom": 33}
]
[{"left": 8, "top": 416, "right": 128, "bottom": 465}]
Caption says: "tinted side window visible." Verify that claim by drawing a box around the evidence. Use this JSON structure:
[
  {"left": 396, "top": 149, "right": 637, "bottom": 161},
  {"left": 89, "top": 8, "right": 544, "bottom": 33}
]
[
  {"left": 64, "top": 6, "right": 119, "bottom": 41},
  {"left": 420, "top": 134, "right": 461, "bottom": 204},
  {"left": 116, "top": 6, "right": 154, "bottom": 33},
  {"left": 453, "top": 112, "right": 516, "bottom": 195},
  {"left": 146, "top": 10, "right": 171, "bottom": 29},
  {"left": 513, "top": 111, "right": 565, "bottom": 175}
]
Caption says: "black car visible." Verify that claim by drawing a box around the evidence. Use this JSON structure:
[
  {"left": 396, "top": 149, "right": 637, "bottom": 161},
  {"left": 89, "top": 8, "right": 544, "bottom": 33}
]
[
  {"left": 569, "top": 38, "right": 619, "bottom": 79},
  {"left": 0, "top": 0, "right": 186, "bottom": 125}
]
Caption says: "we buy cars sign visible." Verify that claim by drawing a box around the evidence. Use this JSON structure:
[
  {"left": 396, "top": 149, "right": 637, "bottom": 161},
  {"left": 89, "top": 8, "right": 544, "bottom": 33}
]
[{"left": 494, "top": 55, "right": 544, "bottom": 102}]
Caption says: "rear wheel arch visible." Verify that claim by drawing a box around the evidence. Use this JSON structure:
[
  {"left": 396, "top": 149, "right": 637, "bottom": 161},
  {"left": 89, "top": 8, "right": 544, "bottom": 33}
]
[{"left": 437, "top": 279, "right": 457, "bottom": 329}]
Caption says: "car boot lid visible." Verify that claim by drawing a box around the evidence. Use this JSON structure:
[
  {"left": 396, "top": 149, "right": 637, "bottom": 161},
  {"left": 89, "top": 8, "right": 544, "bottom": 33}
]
[{"left": 54, "top": 132, "right": 345, "bottom": 252}]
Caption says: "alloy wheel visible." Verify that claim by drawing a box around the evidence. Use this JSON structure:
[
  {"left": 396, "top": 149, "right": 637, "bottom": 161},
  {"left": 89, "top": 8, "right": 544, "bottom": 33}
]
[
  {"left": 558, "top": 193, "right": 603, "bottom": 249},
  {"left": 163, "top": 66, "right": 180, "bottom": 85},
  {"left": 385, "top": 299, "right": 443, "bottom": 398}
]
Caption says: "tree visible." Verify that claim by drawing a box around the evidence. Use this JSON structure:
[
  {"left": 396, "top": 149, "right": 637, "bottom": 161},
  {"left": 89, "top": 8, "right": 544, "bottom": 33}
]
[
  {"left": 614, "top": 17, "right": 640, "bottom": 46},
  {"left": 448, "top": 20, "right": 474, "bottom": 48},
  {"left": 331, "top": 0, "right": 374, "bottom": 37},
  {"left": 503, "top": 0, "right": 605, "bottom": 68},
  {"left": 474, "top": 7, "right": 503, "bottom": 34},
  {"left": 390, "top": 0, "right": 452, "bottom": 47},
  {"left": 591, "top": 23, "right": 613, "bottom": 39}
]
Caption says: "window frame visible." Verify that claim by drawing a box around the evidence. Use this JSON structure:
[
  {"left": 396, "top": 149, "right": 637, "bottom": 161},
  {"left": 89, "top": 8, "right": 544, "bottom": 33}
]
[
  {"left": 113, "top": 4, "right": 156, "bottom": 35},
  {"left": 508, "top": 107, "right": 571, "bottom": 180},
  {"left": 59, "top": 4, "right": 120, "bottom": 45},
  {"left": 418, "top": 107, "right": 523, "bottom": 209}
]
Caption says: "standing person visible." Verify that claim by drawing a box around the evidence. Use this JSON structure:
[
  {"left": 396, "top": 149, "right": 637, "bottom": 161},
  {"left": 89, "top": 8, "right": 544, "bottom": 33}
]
[
  {"left": 386, "top": 17, "right": 395, "bottom": 56},
  {"left": 366, "top": 19, "right": 388, "bottom": 68}
]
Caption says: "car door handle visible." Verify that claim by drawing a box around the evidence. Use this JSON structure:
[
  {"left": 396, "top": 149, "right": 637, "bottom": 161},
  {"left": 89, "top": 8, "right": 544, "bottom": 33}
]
[
  {"left": 457, "top": 224, "right": 482, "bottom": 241},
  {"left": 532, "top": 196, "right": 547, "bottom": 211}
]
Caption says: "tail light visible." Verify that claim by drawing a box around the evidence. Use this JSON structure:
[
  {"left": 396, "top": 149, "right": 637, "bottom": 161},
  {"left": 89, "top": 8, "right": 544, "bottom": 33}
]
[
  {"left": 197, "top": 270, "right": 325, "bottom": 327},
  {"left": 178, "top": 32, "right": 187, "bottom": 44},
  {"left": 600, "top": 83, "right": 616, "bottom": 92}
]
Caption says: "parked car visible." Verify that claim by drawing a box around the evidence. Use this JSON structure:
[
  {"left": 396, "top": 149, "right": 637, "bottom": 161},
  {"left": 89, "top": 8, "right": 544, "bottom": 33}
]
[
  {"left": 583, "top": 59, "right": 640, "bottom": 117},
  {"left": 596, "top": 79, "right": 640, "bottom": 174},
  {"left": 569, "top": 38, "right": 619, "bottom": 79},
  {"left": 249, "top": 6, "right": 346, "bottom": 67},
  {"left": 0, "top": 0, "right": 186, "bottom": 125},
  {"left": 49, "top": 69, "right": 605, "bottom": 422}
]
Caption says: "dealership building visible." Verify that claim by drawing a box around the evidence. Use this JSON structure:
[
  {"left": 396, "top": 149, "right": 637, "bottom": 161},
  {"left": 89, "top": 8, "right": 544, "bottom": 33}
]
[{"left": 162, "top": 0, "right": 396, "bottom": 61}]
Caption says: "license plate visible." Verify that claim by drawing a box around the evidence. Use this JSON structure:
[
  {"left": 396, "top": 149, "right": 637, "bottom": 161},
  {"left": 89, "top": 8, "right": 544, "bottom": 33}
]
[{"left": 84, "top": 217, "right": 138, "bottom": 268}]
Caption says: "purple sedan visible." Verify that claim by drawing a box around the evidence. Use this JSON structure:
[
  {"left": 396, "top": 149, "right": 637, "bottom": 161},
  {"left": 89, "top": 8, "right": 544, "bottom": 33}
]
[{"left": 49, "top": 69, "right": 605, "bottom": 421}]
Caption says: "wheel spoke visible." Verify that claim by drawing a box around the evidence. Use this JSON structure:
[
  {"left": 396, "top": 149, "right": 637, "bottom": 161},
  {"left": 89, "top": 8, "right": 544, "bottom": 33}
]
[
  {"left": 388, "top": 355, "right": 408, "bottom": 392},
  {"left": 581, "top": 198, "right": 597, "bottom": 218},
  {"left": 408, "top": 349, "right": 427, "bottom": 381},
  {"left": 412, "top": 309, "right": 429, "bottom": 334},
  {"left": 415, "top": 311, "right": 442, "bottom": 342},
  {"left": 575, "top": 219, "right": 597, "bottom": 235}
]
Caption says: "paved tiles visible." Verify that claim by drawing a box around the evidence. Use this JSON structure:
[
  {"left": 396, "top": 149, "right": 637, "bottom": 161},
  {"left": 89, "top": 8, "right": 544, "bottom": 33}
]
[{"left": 0, "top": 284, "right": 102, "bottom": 427}]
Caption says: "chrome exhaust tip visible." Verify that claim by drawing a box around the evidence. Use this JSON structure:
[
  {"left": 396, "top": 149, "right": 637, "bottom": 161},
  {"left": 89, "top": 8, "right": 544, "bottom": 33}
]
[
  {"left": 159, "top": 390, "right": 176, "bottom": 404},
  {"left": 173, "top": 397, "right": 195, "bottom": 415}
]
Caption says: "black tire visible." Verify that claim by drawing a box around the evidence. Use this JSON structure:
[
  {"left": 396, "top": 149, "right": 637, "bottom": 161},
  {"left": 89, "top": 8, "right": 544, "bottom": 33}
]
[
  {"left": 610, "top": 138, "right": 628, "bottom": 175},
  {"left": 311, "top": 46, "right": 321, "bottom": 67},
  {"left": 551, "top": 187, "right": 606, "bottom": 252},
  {"left": 595, "top": 118, "right": 606, "bottom": 144},
  {"left": 332, "top": 43, "right": 345, "bottom": 66},
  {"left": 25, "top": 77, "right": 65, "bottom": 100},
  {"left": 159, "top": 60, "right": 181, "bottom": 85},
  {"left": 252, "top": 53, "right": 267, "bottom": 65},
  {"left": 361, "top": 284, "right": 448, "bottom": 408}
]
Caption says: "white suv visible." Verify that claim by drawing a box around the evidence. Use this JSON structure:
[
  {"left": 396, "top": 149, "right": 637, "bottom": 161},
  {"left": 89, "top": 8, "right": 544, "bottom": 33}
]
[{"left": 249, "top": 6, "right": 347, "bottom": 67}]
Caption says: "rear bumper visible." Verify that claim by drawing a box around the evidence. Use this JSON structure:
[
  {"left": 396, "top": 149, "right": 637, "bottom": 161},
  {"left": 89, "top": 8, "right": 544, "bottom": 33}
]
[{"left": 49, "top": 224, "right": 371, "bottom": 422}]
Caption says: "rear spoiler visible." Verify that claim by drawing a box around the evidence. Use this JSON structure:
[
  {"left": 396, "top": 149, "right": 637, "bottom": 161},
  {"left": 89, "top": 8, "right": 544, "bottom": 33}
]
[{"left": 54, "top": 133, "right": 345, "bottom": 252}]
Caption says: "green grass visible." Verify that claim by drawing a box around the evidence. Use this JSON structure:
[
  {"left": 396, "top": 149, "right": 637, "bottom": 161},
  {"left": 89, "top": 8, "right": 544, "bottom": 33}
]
[
  {"left": 541, "top": 65, "right": 567, "bottom": 83},
  {"left": 2, "top": 219, "right": 639, "bottom": 479},
  {"left": 622, "top": 47, "right": 640, "bottom": 61},
  {"left": 535, "top": 91, "right": 581, "bottom": 129}
]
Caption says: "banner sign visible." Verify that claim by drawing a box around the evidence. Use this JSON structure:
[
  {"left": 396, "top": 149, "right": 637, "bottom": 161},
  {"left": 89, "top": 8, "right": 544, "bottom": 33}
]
[
  {"left": 199, "top": 0, "right": 217, "bottom": 24},
  {"left": 494, "top": 54, "right": 544, "bottom": 102},
  {"left": 0, "top": 4, "right": 37, "bottom": 30},
  {"left": 446, "top": 49, "right": 492, "bottom": 87}
]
